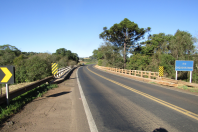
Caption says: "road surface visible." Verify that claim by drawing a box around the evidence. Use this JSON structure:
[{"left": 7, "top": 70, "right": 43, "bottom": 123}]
[{"left": 77, "top": 64, "right": 198, "bottom": 132}]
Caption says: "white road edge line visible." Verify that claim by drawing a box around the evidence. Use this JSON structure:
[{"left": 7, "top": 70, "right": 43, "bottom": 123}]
[{"left": 76, "top": 67, "right": 99, "bottom": 132}]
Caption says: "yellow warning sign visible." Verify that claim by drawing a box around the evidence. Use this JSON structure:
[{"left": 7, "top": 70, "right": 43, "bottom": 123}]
[
  {"left": 0, "top": 66, "right": 14, "bottom": 84},
  {"left": 159, "top": 66, "right": 164, "bottom": 77},
  {"left": 51, "top": 63, "right": 58, "bottom": 75}
]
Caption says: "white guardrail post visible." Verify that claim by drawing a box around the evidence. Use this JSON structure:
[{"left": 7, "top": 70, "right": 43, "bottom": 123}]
[{"left": 55, "top": 66, "right": 75, "bottom": 78}]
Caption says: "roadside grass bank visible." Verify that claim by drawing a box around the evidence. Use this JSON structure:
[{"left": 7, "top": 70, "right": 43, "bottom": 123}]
[
  {"left": 0, "top": 83, "right": 58, "bottom": 123},
  {"left": 149, "top": 81, "right": 198, "bottom": 93},
  {"left": 85, "top": 62, "right": 97, "bottom": 65}
]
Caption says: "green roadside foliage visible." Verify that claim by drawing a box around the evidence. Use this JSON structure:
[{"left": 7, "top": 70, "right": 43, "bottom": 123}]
[
  {"left": 0, "top": 83, "right": 58, "bottom": 123},
  {"left": 0, "top": 45, "right": 79, "bottom": 84},
  {"left": 93, "top": 18, "right": 198, "bottom": 83},
  {"left": 85, "top": 62, "right": 97, "bottom": 65}
]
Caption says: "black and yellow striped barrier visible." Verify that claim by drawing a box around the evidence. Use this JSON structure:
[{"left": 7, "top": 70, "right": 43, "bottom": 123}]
[
  {"left": 51, "top": 63, "right": 58, "bottom": 75},
  {"left": 159, "top": 66, "right": 164, "bottom": 77}
]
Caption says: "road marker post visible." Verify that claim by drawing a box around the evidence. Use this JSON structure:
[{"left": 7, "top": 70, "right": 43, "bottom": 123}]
[
  {"left": 0, "top": 66, "right": 15, "bottom": 105},
  {"left": 51, "top": 63, "right": 58, "bottom": 77},
  {"left": 6, "top": 83, "right": 9, "bottom": 105},
  {"left": 159, "top": 66, "right": 164, "bottom": 78}
]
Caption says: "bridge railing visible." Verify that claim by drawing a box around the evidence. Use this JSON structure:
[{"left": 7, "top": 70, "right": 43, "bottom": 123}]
[
  {"left": 0, "top": 65, "right": 77, "bottom": 105},
  {"left": 96, "top": 65, "right": 159, "bottom": 79}
]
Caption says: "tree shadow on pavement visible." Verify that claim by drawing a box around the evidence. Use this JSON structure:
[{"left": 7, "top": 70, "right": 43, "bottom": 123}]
[
  {"left": 46, "top": 91, "right": 71, "bottom": 97},
  {"left": 153, "top": 127, "right": 168, "bottom": 132}
]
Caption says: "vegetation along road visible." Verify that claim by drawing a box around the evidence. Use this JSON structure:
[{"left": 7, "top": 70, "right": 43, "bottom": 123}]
[{"left": 78, "top": 64, "right": 198, "bottom": 132}]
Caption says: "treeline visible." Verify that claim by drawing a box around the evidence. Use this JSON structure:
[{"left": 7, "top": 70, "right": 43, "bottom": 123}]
[
  {"left": 0, "top": 45, "right": 79, "bottom": 83},
  {"left": 92, "top": 18, "right": 198, "bottom": 83}
]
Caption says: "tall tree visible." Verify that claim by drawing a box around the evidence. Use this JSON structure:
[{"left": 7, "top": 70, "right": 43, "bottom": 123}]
[
  {"left": 55, "top": 48, "right": 67, "bottom": 56},
  {"left": 169, "top": 30, "right": 195, "bottom": 59},
  {"left": 99, "top": 18, "right": 150, "bottom": 68},
  {"left": 139, "top": 33, "right": 173, "bottom": 55}
]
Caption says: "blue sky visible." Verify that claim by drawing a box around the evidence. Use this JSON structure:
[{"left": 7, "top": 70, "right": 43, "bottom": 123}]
[{"left": 1, "top": 0, "right": 197, "bottom": 57}]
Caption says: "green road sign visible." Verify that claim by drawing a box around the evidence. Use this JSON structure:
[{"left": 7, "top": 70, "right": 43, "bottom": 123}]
[{"left": 0, "top": 66, "right": 15, "bottom": 84}]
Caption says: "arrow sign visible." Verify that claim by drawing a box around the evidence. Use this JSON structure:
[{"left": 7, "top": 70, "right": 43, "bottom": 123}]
[
  {"left": 1, "top": 67, "right": 12, "bottom": 82},
  {"left": 0, "top": 66, "right": 15, "bottom": 84}
]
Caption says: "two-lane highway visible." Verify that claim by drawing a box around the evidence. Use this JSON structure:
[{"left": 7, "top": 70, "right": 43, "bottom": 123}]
[{"left": 77, "top": 64, "right": 198, "bottom": 132}]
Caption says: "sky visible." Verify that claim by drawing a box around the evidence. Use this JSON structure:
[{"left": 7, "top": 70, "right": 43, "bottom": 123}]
[{"left": 0, "top": 0, "right": 198, "bottom": 57}]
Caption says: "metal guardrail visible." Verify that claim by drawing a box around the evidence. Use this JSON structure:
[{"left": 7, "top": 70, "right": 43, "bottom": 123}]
[
  {"left": 0, "top": 66, "right": 73, "bottom": 105},
  {"left": 0, "top": 76, "right": 53, "bottom": 105},
  {"left": 55, "top": 66, "right": 71, "bottom": 77}
]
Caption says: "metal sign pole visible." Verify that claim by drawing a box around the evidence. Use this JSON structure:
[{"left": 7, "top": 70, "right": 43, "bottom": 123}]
[
  {"left": 190, "top": 71, "right": 192, "bottom": 83},
  {"left": 6, "top": 83, "right": 9, "bottom": 105},
  {"left": 175, "top": 71, "right": 177, "bottom": 80}
]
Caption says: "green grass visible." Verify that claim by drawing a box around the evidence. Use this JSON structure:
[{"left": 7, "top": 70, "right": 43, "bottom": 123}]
[
  {"left": 150, "top": 82, "right": 157, "bottom": 84},
  {"left": 190, "top": 89, "right": 196, "bottom": 92},
  {"left": 178, "top": 85, "right": 189, "bottom": 90},
  {"left": 0, "top": 83, "right": 58, "bottom": 123},
  {"left": 85, "top": 62, "right": 97, "bottom": 65},
  {"left": 182, "top": 85, "right": 188, "bottom": 90}
]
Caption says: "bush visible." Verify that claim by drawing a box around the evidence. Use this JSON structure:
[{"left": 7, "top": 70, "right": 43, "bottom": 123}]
[
  {"left": 25, "top": 56, "right": 52, "bottom": 82},
  {"left": 68, "top": 60, "right": 77, "bottom": 68},
  {"left": 98, "top": 59, "right": 102, "bottom": 66},
  {"left": 127, "top": 54, "right": 151, "bottom": 70},
  {"left": 58, "top": 56, "right": 69, "bottom": 68},
  {"left": 159, "top": 54, "right": 175, "bottom": 77}
]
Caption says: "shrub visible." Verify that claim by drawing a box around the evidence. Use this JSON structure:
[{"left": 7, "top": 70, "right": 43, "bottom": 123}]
[
  {"left": 25, "top": 56, "right": 51, "bottom": 81},
  {"left": 98, "top": 59, "right": 102, "bottom": 66},
  {"left": 127, "top": 54, "right": 151, "bottom": 70},
  {"left": 58, "top": 56, "right": 69, "bottom": 68}
]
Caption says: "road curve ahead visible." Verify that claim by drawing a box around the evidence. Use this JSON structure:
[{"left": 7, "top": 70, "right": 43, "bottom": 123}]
[{"left": 77, "top": 64, "right": 198, "bottom": 132}]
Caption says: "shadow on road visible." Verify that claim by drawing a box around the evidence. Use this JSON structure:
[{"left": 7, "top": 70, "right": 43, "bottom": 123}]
[
  {"left": 46, "top": 91, "right": 70, "bottom": 97},
  {"left": 153, "top": 127, "right": 168, "bottom": 132}
]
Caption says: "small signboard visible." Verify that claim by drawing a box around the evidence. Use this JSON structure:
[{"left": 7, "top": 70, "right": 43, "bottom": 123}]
[
  {"left": 51, "top": 63, "right": 58, "bottom": 75},
  {"left": 175, "top": 60, "right": 194, "bottom": 83},
  {"left": 0, "top": 66, "right": 15, "bottom": 84},
  {"left": 159, "top": 66, "right": 164, "bottom": 77},
  {"left": 175, "top": 60, "right": 193, "bottom": 71},
  {"left": 0, "top": 66, "right": 15, "bottom": 105}
]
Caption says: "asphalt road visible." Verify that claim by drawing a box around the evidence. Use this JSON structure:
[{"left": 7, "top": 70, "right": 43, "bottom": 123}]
[{"left": 77, "top": 64, "right": 198, "bottom": 132}]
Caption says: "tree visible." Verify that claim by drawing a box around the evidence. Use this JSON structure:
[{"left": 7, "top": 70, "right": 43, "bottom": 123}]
[
  {"left": 0, "top": 44, "right": 21, "bottom": 56},
  {"left": 169, "top": 30, "right": 195, "bottom": 60},
  {"left": 92, "top": 49, "right": 99, "bottom": 59},
  {"left": 139, "top": 33, "right": 173, "bottom": 55},
  {"left": 99, "top": 18, "right": 151, "bottom": 68},
  {"left": 55, "top": 48, "right": 67, "bottom": 56}
]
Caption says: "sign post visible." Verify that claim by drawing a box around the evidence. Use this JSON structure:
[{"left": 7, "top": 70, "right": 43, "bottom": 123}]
[
  {"left": 6, "top": 83, "right": 9, "bottom": 105},
  {"left": 175, "top": 60, "right": 194, "bottom": 83},
  {"left": 51, "top": 63, "right": 58, "bottom": 77},
  {"left": 159, "top": 66, "right": 164, "bottom": 78},
  {"left": 0, "top": 66, "right": 15, "bottom": 105}
]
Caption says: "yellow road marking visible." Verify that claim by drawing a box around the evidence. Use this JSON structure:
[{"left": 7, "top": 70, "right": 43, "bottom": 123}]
[{"left": 86, "top": 66, "right": 198, "bottom": 121}]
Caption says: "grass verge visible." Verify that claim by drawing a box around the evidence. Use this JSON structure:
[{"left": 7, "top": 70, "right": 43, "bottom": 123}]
[
  {"left": 0, "top": 83, "right": 58, "bottom": 123},
  {"left": 85, "top": 62, "right": 97, "bottom": 65}
]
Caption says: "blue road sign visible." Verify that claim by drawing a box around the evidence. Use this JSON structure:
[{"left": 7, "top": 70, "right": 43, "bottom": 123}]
[{"left": 175, "top": 60, "right": 194, "bottom": 71}]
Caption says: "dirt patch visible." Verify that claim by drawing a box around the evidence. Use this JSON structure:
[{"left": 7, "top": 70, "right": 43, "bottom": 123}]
[{"left": 0, "top": 69, "right": 77, "bottom": 132}]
